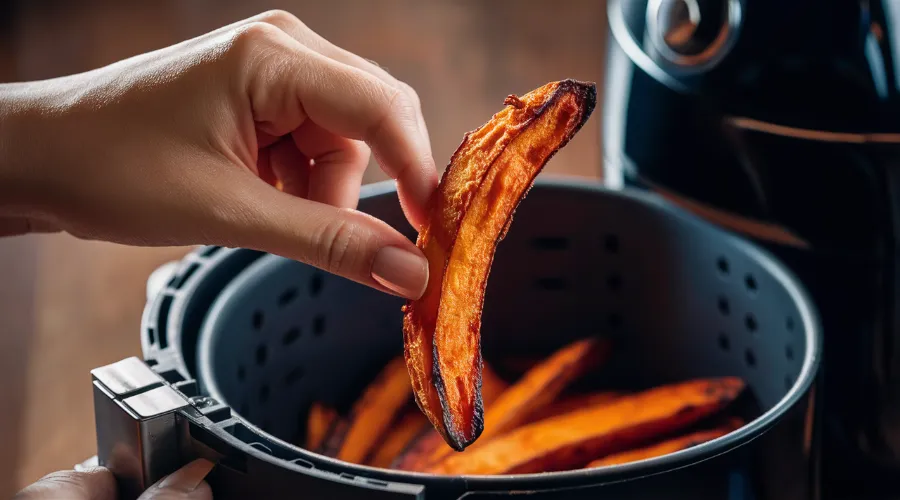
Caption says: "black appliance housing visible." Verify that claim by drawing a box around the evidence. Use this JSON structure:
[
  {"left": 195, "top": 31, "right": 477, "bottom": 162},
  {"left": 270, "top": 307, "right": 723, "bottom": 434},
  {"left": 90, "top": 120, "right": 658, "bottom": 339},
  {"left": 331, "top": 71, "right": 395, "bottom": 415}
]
[{"left": 603, "top": 0, "right": 900, "bottom": 497}]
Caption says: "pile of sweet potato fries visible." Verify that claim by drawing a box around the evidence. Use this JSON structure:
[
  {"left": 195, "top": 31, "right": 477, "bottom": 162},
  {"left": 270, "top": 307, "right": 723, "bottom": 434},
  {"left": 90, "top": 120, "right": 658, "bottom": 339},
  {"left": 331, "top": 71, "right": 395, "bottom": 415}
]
[{"left": 300, "top": 337, "right": 746, "bottom": 475}]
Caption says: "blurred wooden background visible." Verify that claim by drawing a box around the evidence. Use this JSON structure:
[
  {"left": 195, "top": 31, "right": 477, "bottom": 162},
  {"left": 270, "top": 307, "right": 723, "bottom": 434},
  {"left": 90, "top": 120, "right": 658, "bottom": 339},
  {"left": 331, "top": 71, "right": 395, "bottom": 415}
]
[{"left": 0, "top": 0, "right": 608, "bottom": 495}]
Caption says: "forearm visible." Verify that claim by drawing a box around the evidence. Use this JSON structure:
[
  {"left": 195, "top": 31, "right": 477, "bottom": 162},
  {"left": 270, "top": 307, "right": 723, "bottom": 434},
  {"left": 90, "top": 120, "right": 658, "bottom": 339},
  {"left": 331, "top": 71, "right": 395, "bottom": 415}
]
[{"left": 0, "top": 80, "right": 69, "bottom": 219}]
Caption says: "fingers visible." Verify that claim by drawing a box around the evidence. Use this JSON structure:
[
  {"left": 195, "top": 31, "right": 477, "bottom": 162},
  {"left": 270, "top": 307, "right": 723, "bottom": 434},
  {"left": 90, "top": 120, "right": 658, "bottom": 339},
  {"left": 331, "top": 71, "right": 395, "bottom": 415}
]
[
  {"left": 267, "top": 136, "right": 311, "bottom": 198},
  {"left": 14, "top": 467, "right": 117, "bottom": 500},
  {"left": 241, "top": 23, "right": 438, "bottom": 229},
  {"left": 204, "top": 166, "right": 428, "bottom": 299},
  {"left": 290, "top": 120, "right": 370, "bottom": 209},
  {"left": 137, "top": 459, "right": 214, "bottom": 500}
]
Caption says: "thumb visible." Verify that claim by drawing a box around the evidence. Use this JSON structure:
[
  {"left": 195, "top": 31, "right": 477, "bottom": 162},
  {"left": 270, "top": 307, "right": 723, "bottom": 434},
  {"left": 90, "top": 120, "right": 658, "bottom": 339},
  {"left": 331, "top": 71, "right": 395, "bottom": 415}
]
[
  {"left": 14, "top": 467, "right": 116, "bottom": 500},
  {"left": 138, "top": 459, "right": 214, "bottom": 500},
  {"left": 206, "top": 172, "right": 430, "bottom": 300}
]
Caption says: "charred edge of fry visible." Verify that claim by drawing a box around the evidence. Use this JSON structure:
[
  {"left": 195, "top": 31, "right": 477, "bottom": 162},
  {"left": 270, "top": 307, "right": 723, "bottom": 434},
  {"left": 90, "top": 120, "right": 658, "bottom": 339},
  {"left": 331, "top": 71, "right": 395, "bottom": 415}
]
[
  {"left": 394, "top": 363, "right": 510, "bottom": 470},
  {"left": 586, "top": 417, "right": 746, "bottom": 467},
  {"left": 429, "top": 80, "right": 598, "bottom": 451}
]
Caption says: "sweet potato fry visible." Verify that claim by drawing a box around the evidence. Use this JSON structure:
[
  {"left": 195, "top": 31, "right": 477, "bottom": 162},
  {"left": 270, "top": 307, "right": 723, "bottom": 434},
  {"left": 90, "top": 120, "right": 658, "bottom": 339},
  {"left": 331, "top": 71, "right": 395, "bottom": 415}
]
[
  {"left": 317, "top": 417, "right": 350, "bottom": 457},
  {"left": 522, "top": 390, "right": 622, "bottom": 425},
  {"left": 586, "top": 417, "right": 745, "bottom": 467},
  {"left": 366, "top": 406, "right": 431, "bottom": 468},
  {"left": 423, "top": 337, "right": 611, "bottom": 466},
  {"left": 334, "top": 356, "right": 413, "bottom": 463},
  {"left": 428, "top": 377, "right": 745, "bottom": 475},
  {"left": 305, "top": 403, "right": 339, "bottom": 451},
  {"left": 402, "top": 79, "right": 597, "bottom": 450},
  {"left": 393, "top": 363, "right": 509, "bottom": 470}
]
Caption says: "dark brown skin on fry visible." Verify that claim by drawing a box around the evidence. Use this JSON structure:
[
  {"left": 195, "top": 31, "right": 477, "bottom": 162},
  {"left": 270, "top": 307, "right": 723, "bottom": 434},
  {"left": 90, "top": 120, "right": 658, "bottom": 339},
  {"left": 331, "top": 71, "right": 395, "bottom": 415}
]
[
  {"left": 428, "top": 377, "right": 744, "bottom": 475},
  {"left": 401, "top": 79, "right": 597, "bottom": 451},
  {"left": 586, "top": 417, "right": 745, "bottom": 467}
]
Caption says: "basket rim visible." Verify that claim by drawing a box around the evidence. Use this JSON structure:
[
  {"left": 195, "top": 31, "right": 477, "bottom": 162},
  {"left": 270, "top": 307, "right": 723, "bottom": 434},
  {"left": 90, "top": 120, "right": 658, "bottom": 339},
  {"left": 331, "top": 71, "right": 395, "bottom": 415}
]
[{"left": 194, "top": 176, "right": 822, "bottom": 490}]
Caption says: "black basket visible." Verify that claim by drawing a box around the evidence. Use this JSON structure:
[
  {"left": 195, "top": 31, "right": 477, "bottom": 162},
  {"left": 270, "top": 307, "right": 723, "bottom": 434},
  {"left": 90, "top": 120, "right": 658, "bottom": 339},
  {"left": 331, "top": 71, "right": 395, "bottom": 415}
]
[{"left": 92, "top": 178, "right": 823, "bottom": 500}]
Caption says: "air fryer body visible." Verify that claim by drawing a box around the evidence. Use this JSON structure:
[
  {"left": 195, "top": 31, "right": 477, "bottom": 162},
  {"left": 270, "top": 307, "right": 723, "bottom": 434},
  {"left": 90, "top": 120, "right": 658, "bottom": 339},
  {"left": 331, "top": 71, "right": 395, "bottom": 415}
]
[{"left": 603, "top": 0, "right": 900, "bottom": 497}]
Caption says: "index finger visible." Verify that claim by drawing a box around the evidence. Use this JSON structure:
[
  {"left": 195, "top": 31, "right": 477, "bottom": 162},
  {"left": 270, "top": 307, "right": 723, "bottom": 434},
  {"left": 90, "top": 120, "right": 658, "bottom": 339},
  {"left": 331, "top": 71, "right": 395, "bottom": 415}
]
[{"left": 246, "top": 26, "right": 438, "bottom": 229}]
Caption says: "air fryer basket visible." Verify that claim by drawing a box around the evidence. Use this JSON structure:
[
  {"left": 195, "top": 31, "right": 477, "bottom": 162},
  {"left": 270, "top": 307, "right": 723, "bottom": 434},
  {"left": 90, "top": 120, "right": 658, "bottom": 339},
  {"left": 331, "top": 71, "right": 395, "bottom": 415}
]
[{"left": 99, "top": 178, "right": 821, "bottom": 500}]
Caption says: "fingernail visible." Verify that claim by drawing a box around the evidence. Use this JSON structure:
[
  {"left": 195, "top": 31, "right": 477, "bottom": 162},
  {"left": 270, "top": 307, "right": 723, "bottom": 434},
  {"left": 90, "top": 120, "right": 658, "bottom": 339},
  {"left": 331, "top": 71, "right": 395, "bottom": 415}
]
[
  {"left": 157, "top": 459, "right": 215, "bottom": 492},
  {"left": 372, "top": 246, "right": 428, "bottom": 299}
]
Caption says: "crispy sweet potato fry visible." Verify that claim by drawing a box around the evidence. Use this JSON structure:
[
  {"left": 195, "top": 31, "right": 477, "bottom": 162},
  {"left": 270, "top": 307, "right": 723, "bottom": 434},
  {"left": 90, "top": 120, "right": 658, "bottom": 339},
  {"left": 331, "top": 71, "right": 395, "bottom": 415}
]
[
  {"left": 586, "top": 417, "right": 745, "bottom": 467},
  {"left": 334, "top": 356, "right": 413, "bottom": 463},
  {"left": 423, "top": 337, "right": 611, "bottom": 466},
  {"left": 393, "top": 363, "right": 510, "bottom": 470},
  {"left": 428, "top": 377, "right": 745, "bottom": 475},
  {"left": 523, "top": 390, "right": 622, "bottom": 425},
  {"left": 305, "top": 403, "right": 339, "bottom": 451},
  {"left": 402, "top": 79, "right": 597, "bottom": 450}
]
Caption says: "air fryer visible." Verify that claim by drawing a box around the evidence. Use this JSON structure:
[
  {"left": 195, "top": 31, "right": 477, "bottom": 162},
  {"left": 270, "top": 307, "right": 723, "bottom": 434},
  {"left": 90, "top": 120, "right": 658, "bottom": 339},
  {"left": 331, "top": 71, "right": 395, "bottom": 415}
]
[{"left": 602, "top": 0, "right": 900, "bottom": 497}]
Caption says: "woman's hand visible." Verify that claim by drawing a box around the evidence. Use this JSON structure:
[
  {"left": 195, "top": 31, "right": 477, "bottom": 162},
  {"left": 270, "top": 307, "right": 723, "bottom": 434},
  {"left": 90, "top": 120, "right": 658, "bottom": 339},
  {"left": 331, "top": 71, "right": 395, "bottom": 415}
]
[
  {"left": 15, "top": 459, "right": 214, "bottom": 500},
  {"left": 0, "top": 10, "right": 437, "bottom": 300}
]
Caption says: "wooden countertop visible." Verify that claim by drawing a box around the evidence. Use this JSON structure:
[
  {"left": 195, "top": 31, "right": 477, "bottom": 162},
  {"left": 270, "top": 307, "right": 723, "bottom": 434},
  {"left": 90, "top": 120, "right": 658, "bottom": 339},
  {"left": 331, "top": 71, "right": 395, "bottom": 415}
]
[{"left": 0, "top": 0, "right": 607, "bottom": 494}]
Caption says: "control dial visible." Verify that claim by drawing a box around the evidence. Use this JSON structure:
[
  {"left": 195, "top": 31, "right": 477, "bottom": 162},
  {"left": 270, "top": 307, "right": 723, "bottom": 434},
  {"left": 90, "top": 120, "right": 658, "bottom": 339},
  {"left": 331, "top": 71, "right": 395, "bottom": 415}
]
[{"left": 648, "top": 0, "right": 740, "bottom": 69}]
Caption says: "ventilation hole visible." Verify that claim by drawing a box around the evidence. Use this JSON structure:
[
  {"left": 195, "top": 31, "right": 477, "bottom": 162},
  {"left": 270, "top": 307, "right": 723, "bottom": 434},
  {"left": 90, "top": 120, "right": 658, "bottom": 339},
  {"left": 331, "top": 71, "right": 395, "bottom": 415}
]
[
  {"left": 252, "top": 310, "right": 264, "bottom": 330},
  {"left": 282, "top": 327, "right": 301, "bottom": 346},
  {"left": 785, "top": 375, "right": 793, "bottom": 390},
  {"left": 145, "top": 359, "right": 159, "bottom": 367},
  {"left": 745, "top": 314, "right": 758, "bottom": 333},
  {"left": 157, "top": 295, "right": 173, "bottom": 350},
  {"left": 786, "top": 345, "right": 795, "bottom": 361},
  {"left": 532, "top": 236, "right": 569, "bottom": 250},
  {"left": 237, "top": 365, "right": 246, "bottom": 382},
  {"left": 607, "top": 312, "right": 622, "bottom": 330},
  {"left": 717, "top": 333, "right": 730, "bottom": 351},
  {"left": 604, "top": 234, "right": 619, "bottom": 253},
  {"left": 285, "top": 366, "right": 305, "bottom": 386},
  {"left": 606, "top": 274, "right": 622, "bottom": 292},
  {"left": 718, "top": 296, "right": 730, "bottom": 315},
  {"left": 716, "top": 257, "right": 729, "bottom": 275},
  {"left": 310, "top": 272, "right": 324, "bottom": 296},
  {"left": 259, "top": 384, "right": 270, "bottom": 404},
  {"left": 278, "top": 288, "right": 298, "bottom": 307},
  {"left": 256, "top": 344, "right": 268, "bottom": 366},
  {"left": 147, "top": 327, "right": 157, "bottom": 346},
  {"left": 313, "top": 315, "right": 326, "bottom": 336},
  {"left": 198, "top": 245, "right": 221, "bottom": 257},
  {"left": 168, "top": 262, "right": 200, "bottom": 290},
  {"left": 786, "top": 317, "right": 795, "bottom": 331},
  {"left": 535, "top": 277, "right": 567, "bottom": 290},
  {"left": 745, "top": 349, "right": 756, "bottom": 367},
  {"left": 745, "top": 274, "right": 758, "bottom": 293}
]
